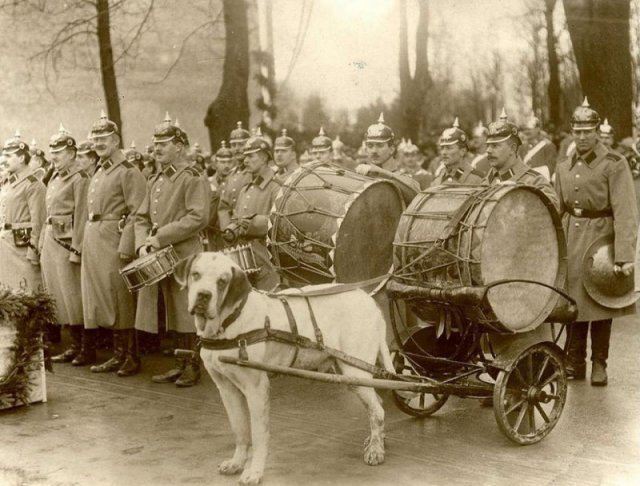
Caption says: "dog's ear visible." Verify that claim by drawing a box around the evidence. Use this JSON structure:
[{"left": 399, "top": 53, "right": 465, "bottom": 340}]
[
  {"left": 220, "top": 265, "right": 251, "bottom": 314},
  {"left": 173, "top": 253, "right": 198, "bottom": 289}
]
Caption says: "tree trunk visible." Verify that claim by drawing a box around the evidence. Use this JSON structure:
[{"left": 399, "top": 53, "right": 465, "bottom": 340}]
[
  {"left": 399, "top": 0, "right": 430, "bottom": 142},
  {"left": 96, "top": 0, "right": 123, "bottom": 146},
  {"left": 545, "top": 0, "right": 561, "bottom": 128},
  {"left": 205, "top": 0, "right": 250, "bottom": 150},
  {"left": 564, "top": 0, "right": 632, "bottom": 137}
]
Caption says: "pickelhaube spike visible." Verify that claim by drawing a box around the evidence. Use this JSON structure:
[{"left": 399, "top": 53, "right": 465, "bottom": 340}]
[
  {"left": 256, "top": 127, "right": 263, "bottom": 137},
  {"left": 282, "top": 129, "right": 287, "bottom": 137},
  {"left": 407, "top": 138, "right": 413, "bottom": 145},
  {"left": 100, "top": 109, "right": 107, "bottom": 119},
  {"left": 164, "top": 111, "right": 171, "bottom": 124},
  {"left": 582, "top": 97, "right": 590, "bottom": 108},
  {"left": 319, "top": 126, "right": 326, "bottom": 137},
  {"left": 130, "top": 141, "right": 136, "bottom": 149},
  {"left": 378, "top": 112, "right": 385, "bottom": 123},
  {"left": 453, "top": 117, "right": 460, "bottom": 128},
  {"left": 174, "top": 118, "right": 181, "bottom": 128},
  {"left": 31, "top": 138, "right": 37, "bottom": 147},
  {"left": 599, "top": 118, "right": 613, "bottom": 135},
  {"left": 499, "top": 108, "right": 508, "bottom": 121},
  {"left": 14, "top": 129, "right": 21, "bottom": 139},
  {"left": 237, "top": 121, "right": 243, "bottom": 129}
]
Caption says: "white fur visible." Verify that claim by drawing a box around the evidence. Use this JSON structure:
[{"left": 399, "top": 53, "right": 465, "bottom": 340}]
[{"left": 185, "top": 252, "right": 394, "bottom": 485}]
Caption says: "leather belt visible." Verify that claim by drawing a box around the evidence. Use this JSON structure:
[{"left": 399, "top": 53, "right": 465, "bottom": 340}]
[
  {"left": 568, "top": 207, "right": 613, "bottom": 218},
  {"left": 2, "top": 222, "right": 33, "bottom": 230},
  {"left": 87, "top": 212, "right": 124, "bottom": 222}
]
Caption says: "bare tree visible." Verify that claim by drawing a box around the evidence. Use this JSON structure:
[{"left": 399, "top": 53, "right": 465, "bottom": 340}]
[
  {"left": 545, "top": 0, "right": 562, "bottom": 127},
  {"left": 564, "top": 0, "right": 633, "bottom": 137},
  {"left": 398, "top": 0, "right": 431, "bottom": 142},
  {"left": 204, "top": 0, "right": 250, "bottom": 149}
]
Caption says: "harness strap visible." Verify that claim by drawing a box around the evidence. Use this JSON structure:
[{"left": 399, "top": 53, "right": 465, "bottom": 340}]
[
  {"left": 279, "top": 297, "right": 300, "bottom": 366},
  {"left": 304, "top": 297, "right": 324, "bottom": 346}
]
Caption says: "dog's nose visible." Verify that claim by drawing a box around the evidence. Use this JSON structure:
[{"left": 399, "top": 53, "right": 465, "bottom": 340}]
[{"left": 196, "top": 290, "right": 212, "bottom": 302}]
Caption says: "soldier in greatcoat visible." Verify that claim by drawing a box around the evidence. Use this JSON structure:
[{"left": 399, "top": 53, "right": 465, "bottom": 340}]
[
  {"left": 40, "top": 125, "right": 94, "bottom": 365},
  {"left": 431, "top": 118, "right": 483, "bottom": 186},
  {"left": 519, "top": 116, "right": 557, "bottom": 180},
  {"left": 134, "top": 118, "right": 210, "bottom": 387},
  {"left": 0, "top": 132, "right": 46, "bottom": 291},
  {"left": 273, "top": 129, "right": 299, "bottom": 179},
  {"left": 555, "top": 98, "right": 638, "bottom": 386},
  {"left": 218, "top": 122, "right": 252, "bottom": 231},
  {"left": 81, "top": 111, "right": 147, "bottom": 377}
]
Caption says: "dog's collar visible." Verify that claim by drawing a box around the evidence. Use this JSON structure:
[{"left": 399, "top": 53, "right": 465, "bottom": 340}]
[{"left": 220, "top": 295, "right": 249, "bottom": 331}]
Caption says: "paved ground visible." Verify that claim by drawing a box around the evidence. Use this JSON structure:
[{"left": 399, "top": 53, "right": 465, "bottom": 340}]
[{"left": 2, "top": 315, "right": 640, "bottom": 486}]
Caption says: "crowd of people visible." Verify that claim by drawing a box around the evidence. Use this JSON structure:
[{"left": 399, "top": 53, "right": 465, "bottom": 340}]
[{"left": 0, "top": 97, "right": 638, "bottom": 389}]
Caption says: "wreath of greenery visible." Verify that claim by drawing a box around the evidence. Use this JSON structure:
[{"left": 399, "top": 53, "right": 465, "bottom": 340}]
[{"left": 0, "top": 287, "right": 54, "bottom": 409}]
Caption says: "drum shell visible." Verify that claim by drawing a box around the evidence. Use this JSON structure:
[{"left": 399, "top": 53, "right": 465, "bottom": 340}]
[
  {"left": 120, "top": 245, "right": 180, "bottom": 291},
  {"left": 393, "top": 184, "right": 566, "bottom": 333},
  {"left": 270, "top": 163, "right": 404, "bottom": 286}
]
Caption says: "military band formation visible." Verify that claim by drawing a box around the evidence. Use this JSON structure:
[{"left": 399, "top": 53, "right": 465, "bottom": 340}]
[{"left": 0, "top": 97, "right": 638, "bottom": 389}]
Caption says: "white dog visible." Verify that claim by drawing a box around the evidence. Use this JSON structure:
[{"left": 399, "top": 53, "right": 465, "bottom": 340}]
[{"left": 175, "top": 252, "right": 394, "bottom": 485}]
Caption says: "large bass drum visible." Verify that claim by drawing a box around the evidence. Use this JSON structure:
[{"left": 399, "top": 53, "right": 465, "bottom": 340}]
[
  {"left": 393, "top": 184, "right": 566, "bottom": 333},
  {"left": 270, "top": 162, "right": 404, "bottom": 286}
]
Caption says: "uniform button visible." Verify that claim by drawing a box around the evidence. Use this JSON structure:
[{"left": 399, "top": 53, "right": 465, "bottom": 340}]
[
  {"left": 91, "top": 189, "right": 95, "bottom": 193},
  {"left": 575, "top": 222, "right": 580, "bottom": 227},
  {"left": 90, "top": 200, "right": 94, "bottom": 204},
  {"left": 156, "top": 188, "right": 160, "bottom": 192},
  {"left": 574, "top": 200, "right": 579, "bottom": 205},
  {"left": 577, "top": 162, "right": 582, "bottom": 166},
  {"left": 154, "top": 199, "right": 158, "bottom": 203},
  {"left": 574, "top": 186, "right": 579, "bottom": 191},
  {"left": 153, "top": 211, "right": 157, "bottom": 215},
  {"left": 576, "top": 174, "right": 580, "bottom": 178}
]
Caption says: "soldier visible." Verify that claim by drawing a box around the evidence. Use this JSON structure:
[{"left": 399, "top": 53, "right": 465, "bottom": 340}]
[
  {"left": 76, "top": 140, "right": 100, "bottom": 176},
  {"left": 468, "top": 122, "right": 491, "bottom": 176},
  {"left": 332, "top": 135, "right": 357, "bottom": 170},
  {"left": 211, "top": 141, "right": 234, "bottom": 192},
  {"left": 401, "top": 139, "right": 433, "bottom": 189},
  {"left": 555, "top": 98, "right": 638, "bottom": 386},
  {"left": 597, "top": 118, "right": 615, "bottom": 150},
  {"left": 431, "top": 119, "right": 483, "bottom": 186},
  {"left": 124, "top": 141, "right": 144, "bottom": 171},
  {"left": 519, "top": 116, "right": 557, "bottom": 180},
  {"left": 310, "top": 126, "right": 334, "bottom": 164},
  {"left": 0, "top": 132, "right": 45, "bottom": 291},
  {"left": 134, "top": 117, "right": 210, "bottom": 387},
  {"left": 222, "top": 130, "right": 281, "bottom": 290},
  {"left": 29, "top": 140, "right": 49, "bottom": 181},
  {"left": 82, "top": 111, "right": 147, "bottom": 377},
  {"left": 355, "top": 113, "right": 420, "bottom": 204},
  {"left": 484, "top": 109, "right": 559, "bottom": 208},
  {"left": 218, "top": 121, "right": 252, "bottom": 231},
  {"left": 41, "top": 125, "right": 94, "bottom": 366},
  {"left": 273, "top": 129, "right": 299, "bottom": 178}
]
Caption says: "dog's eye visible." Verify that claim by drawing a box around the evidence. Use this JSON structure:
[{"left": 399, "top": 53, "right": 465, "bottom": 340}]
[
  {"left": 217, "top": 278, "right": 228, "bottom": 289},
  {"left": 191, "top": 271, "right": 201, "bottom": 281}
]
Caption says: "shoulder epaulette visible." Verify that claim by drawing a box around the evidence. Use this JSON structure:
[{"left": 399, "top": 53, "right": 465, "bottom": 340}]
[
  {"left": 605, "top": 151, "right": 623, "bottom": 161},
  {"left": 184, "top": 167, "right": 202, "bottom": 177},
  {"left": 470, "top": 168, "right": 484, "bottom": 178},
  {"left": 121, "top": 160, "right": 135, "bottom": 169},
  {"left": 27, "top": 174, "right": 38, "bottom": 183},
  {"left": 78, "top": 170, "right": 89, "bottom": 179}
]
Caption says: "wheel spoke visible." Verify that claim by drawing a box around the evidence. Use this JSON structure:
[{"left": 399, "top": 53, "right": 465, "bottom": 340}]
[
  {"left": 534, "top": 355, "right": 551, "bottom": 385},
  {"left": 513, "top": 402, "right": 528, "bottom": 431},
  {"left": 527, "top": 403, "right": 536, "bottom": 432},
  {"left": 539, "top": 370, "right": 560, "bottom": 388},
  {"left": 419, "top": 393, "right": 425, "bottom": 409},
  {"left": 534, "top": 402, "right": 551, "bottom": 424},
  {"left": 513, "top": 366, "right": 528, "bottom": 387},
  {"left": 505, "top": 397, "right": 526, "bottom": 415},
  {"left": 526, "top": 353, "right": 534, "bottom": 385}
]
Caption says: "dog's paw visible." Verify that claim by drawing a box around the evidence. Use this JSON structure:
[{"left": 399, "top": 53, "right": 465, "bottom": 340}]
[
  {"left": 363, "top": 437, "right": 385, "bottom": 466},
  {"left": 238, "top": 468, "right": 263, "bottom": 485},
  {"left": 218, "top": 459, "right": 244, "bottom": 475}
]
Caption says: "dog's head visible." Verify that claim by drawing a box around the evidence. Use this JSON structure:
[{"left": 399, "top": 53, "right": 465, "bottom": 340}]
[{"left": 174, "top": 252, "right": 252, "bottom": 338}]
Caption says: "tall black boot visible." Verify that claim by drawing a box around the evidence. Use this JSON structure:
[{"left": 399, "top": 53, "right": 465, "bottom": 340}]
[
  {"left": 117, "top": 329, "right": 141, "bottom": 377},
  {"left": 72, "top": 329, "right": 97, "bottom": 366},
  {"left": 564, "top": 322, "right": 588, "bottom": 379},
  {"left": 176, "top": 333, "right": 201, "bottom": 388},
  {"left": 590, "top": 319, "right": 612, "bottom": 386},
  {"left": 90, "top": 329, "right": 126, "bottom": 373},
  {"left": 51, "top": 325, "right": 82, "bottom": 363}
]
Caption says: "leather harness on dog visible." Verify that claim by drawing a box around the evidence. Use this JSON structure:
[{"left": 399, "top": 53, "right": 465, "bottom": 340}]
[{"left": 198, "top": 275, "right": 398, "bottom": 379}]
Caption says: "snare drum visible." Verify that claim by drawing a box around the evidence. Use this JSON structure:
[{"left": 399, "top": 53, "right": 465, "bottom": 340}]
[
  {"left": 224, "top": 244, "right": 260, "bottom": 274},
  {"left": 120, "top": 245, "right": 180, "bottom": 291}
]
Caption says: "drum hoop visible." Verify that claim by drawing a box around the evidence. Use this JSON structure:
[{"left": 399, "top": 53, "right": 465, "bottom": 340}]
[{"left": 269, "top": 165, "right": 400, "bottom": 281}]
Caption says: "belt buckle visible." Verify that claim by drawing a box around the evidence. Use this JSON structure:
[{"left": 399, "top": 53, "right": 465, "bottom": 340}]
[
  {"left": 574, "top": 208, "right": 583, "bottom": 217},
  {"left": 89, "top": 212, "right": 95, "bottom": 221}
]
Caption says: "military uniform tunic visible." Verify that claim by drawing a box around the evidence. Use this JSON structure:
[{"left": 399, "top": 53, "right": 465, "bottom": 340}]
[
  {"left": 555, "top": 142, "right": 638, "bottom": 320},
  {"left": 39, "top": 166, "right": 89, "bottom": 324},
  {"left": 232, "top": 165, "right": 282, "bottom": 290},
  {"left": 484, "top": 157, "right": 560, "bottom": 210},
  {"left": 0, "top": 168, "right": 46, "bottom": 290},
  {"left": 519, "top": 138, "right": 558, "bottom": 180},
  {"left": 431, "top": 161, "right": 483, "bottom": 186},
  {"left": 134, "top": 162, "right": 210, "bottom": 333},
  {"left": 218, "top": 166, "right": 251, "bottom": 229},
  {"left": 81, "top": 150, "right": 147, "bottom": 330}
]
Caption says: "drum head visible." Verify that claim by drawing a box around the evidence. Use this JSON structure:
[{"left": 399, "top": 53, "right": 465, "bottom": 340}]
[
  {"left": 481, "top": 187, "right": 562, "bottom": 332},
  {"left": 334, "top": 181, "right": 404, "bottom": 282}
]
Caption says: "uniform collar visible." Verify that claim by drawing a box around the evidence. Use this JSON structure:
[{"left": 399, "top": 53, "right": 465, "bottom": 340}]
[
  {"left": 99, "top": 149, "right": 126, "bottom": 173},
  {"left": 443, "top": 161, "right": 468, "bottom": 181},
  {"left": 250, "top": 165, "right": 276, "bottom": 189},
  {"left": 488, "top": 158, "right": 526, "bottom": 183},
  {"left": 8, "top": 166, "right": 31, "bottom": 186},
  {"left": 571, "top": 143, "right": 605, "bottom": 169}
]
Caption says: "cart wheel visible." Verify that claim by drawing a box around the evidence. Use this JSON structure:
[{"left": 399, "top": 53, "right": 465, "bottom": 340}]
[
  {"left": 391, "top": 351, "right": 449, "bottom": 417},
  {"left": 493, "top": 343, "right": 567, "bottom": 445}
]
